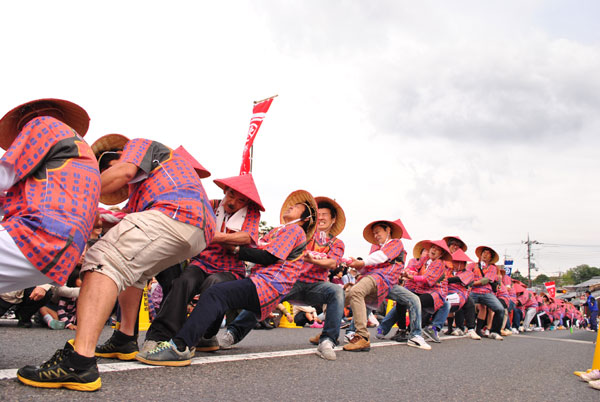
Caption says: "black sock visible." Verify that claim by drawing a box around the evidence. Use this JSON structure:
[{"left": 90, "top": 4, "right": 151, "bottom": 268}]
[
  {"left": 476, "top": 319, "right": 484, "bottom": 332},
  {"left": 172, "top": 337, "right": 188, "bottom": 352},
  {"left": 113, "top": 330, "right": 136, "bottom": 344},
  {"left": 68, "top": 350, "right": 96, "bottom": 370},
  {"left": 447, "top": 317, "right": 454, "bottom": 330}
]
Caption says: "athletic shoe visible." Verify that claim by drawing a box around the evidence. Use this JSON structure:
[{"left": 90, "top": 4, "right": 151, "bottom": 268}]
[
  {"left": 342, "top": 335, "right": 370, "bottom": 352},
  {"left": 392, "top": 329, "right": 409, "bottom": 343},
  {"left": 375, "top": 326, "right": 388, "bottom": 340},
  {"left": 451, "top": 328, "right": 464, "bottom": 336},
  {"left": 95, "top": 331, "right": 139, "bottom": 360},
  {"left": 407, "top": 335, "right": 431, "bottom": 350},
  {"left": 135, "top": 340, "right": 193, "bottom": 366},
  {"left": 444, "top": 328, "right": 453, "bottom": 335},
  {"left": 488, "top": 332, "right": 504, "bottom": 340},
  {"left": 483, "top": 329, "right": 490, "bottom": 337},
  {"left": 500, "top": 329, "right": 512, "bottom": 337},
  {"left": 17, "top": 341, "right": 101, "bottom": 392},
  {"left": 310, "top": 321, "right": 324, "bottom": 329},
  {"left": 316, "top": 339, "right": 336, "bottom": 361},
  {"left": 580, "top": 370, "right": 600, "bottom": 382},
  {"left": 49, "top": 320, "right": 66, "bottom": 330},
  {"left": 309, "top": 333, "right": 322, "bottom": 345},
  {"left": 466, "top": 329, "right": 482, "bottom": 340},
  {"left": 218, "top": 331, "right": 236, "bottom": 350},
  {"left": 525, "top": 328, "right": 533, "bottom": 332},
  {"left": 196, "top": 335, "right": 219, "bottom": 352},
  {"left": 423, "top": 326, "right": 441, "bottom": 343},
  {"left": 589, "top": 379, "right": 600, "bottom": 390},
  {"left": 533, "top": 327, "right": 542, "bottom": 332},
  {"left": 519, "top": 326, "right": 524, "bottom": 332},
  {"left": 344, "top": 332, "right": 355, "bottom": 343},
  {"left": 136, "top": 340, "right": 159, "bottom": 360}
]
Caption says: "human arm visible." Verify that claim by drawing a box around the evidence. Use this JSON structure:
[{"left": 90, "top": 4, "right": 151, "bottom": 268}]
[
  {"left": 238, "top": 246, "right": 279, "bottom": 266},
  {"left": 212, "top": 231, "right": 252, "bottom": 246},
  {"left": 99, "top": 162, "right": 138, "bottom": 196}
]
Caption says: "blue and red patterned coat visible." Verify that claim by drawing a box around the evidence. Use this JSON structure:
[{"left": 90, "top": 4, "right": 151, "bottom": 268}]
[
  {"left": 249, "top": 224, "right": 307, "bottom": 320},
  {"left": 361, "top": 239, "right": 405, "bottom": 308},
  {"left": 119, "top": 139, "right": 215, "bottom": 244},
  {"left": 189, "top": 199, "right": 260, "bottom": 279},
  {"left": 446, "top": 267, "right": 473, "bottom": 309},
  {"left": 297, "top": 232, "right": 344, "bottom": 283},
  {"left": 467, "top": 262, "right": 498, "bottom": 295},
  {"left": 411, "top": 257, "right": 448, "bottom": 311},
  {"left": 0, "top": 116, "right": 100, "bottom": 285}
]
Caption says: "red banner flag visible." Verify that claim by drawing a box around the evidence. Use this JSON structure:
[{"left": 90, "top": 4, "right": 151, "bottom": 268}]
[
  {"left": 544, "top": 281, "right": 556, "bottom": 298},
  {"left": 239, "top": 97, "right": 275, "bottom": 175}
]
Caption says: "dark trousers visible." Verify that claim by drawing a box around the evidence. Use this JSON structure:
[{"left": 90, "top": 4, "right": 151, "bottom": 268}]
[
  {"left": 512, "top": 306, "right": 523, "bottom": 329},
  {"left": 454, "top": 296, "right": 476, "bottom": 330},
  {"left": 175, "top": 278, "right": 261, "bottom": 348},
  {"left": 0, "top": 287, "right": 52, "bottom": 323},
  {"left": 145, "top": 265, "right": 236, "bottom": 341}
]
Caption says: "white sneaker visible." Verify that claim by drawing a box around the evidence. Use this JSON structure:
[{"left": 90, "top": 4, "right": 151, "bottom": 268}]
[
  {"left": 466, "top": 329, "right": 481, "bottom": 340},
  {"left": 218, "top": 331, "right": 236, "bottom": 350},
  {"left": 519, "top": 326, "right": 524, "bottom": 332},
  {"left": 483, "top": 329, "right": 490, "bottom": 337},
  {"left": 488, "top": 332, "right": 504, "bottom": 340},
  {"left": 451, "top": 328, "right": 464, "bottom": 336},
  {"left": 525, "top": 328, "right": 533, "bottom": 332},
  {"left": 344, "top": 332, "right": 355, "bottom": 343},
  {"left": 580, "top": 370, "right": 600, "bottom": 382},
  {"left": 511, "top": 328, "right": 519, "bottom": 334},
  {"left": 533, "top": 327, "right": 542, "bottom": 332},
  {"left": 407, "top": 335, "right": 431, "bottom": 350},
  {"left": 316, "top": 339, "right": 336, "bottom": 361}
]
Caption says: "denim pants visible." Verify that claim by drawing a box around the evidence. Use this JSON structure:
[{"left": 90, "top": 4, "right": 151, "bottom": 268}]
[
  {"left": 228, "top": 280, "right": 345, "bottom": 345},
  {"left": 431, "top": 301, "right": 451, "bottom": 331},
  {"left": 470, "top": 292, "right": 505, "bottom": 333},
  {"left": 379, "top": 285, "right": 422, "bottom": 337}
]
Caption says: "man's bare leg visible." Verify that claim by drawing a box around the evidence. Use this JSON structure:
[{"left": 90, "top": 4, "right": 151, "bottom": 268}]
[
  {"left": 117, "top": 286, "right": 144, "bottom": 336},
  {"left": 74, "top": 272, "right": 119, "bottom": 357}
]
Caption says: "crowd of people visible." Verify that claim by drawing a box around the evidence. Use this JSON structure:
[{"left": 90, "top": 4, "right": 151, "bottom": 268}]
[{"left": 0, "top": 98, "right": 596, "bottom": 393}]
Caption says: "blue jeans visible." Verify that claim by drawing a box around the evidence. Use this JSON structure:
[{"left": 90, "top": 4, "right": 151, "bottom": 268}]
[
  {"left": 379, "top": 286, "right": 422, "bottom": 337},
  {"left": 228, "top": 281, "right": 345, "bottom": 345},
  {"left": 470, "top": 292, "right": 505, "bottom": 333},
  {"left": 431, "top": 301, "right": 451, "bottom": 331}
]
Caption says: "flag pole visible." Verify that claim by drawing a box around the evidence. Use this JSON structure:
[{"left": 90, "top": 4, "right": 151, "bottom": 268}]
[
  {"left": 249, "top": 94, "right": 277, "bottom": 173},
  {"left": 254, "top": 94, "right": 279, "bottom": 105}
]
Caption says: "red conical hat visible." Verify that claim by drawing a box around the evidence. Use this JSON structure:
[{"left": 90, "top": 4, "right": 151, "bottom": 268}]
[
  {"left": 363, "top": 220, "right": 405, "bottom": 245},
  {"left": 393, "top": 218, "right": 412, "bottom": 240},
  {"left": 443, "top": 235, "right": 467, "bottom": 251},
  {"left": 451, "top": 248, "right": 473, "bottom": 263},
  {"left": 213, "top": 173, "right": 264, "bottom": 211},
  {"left": 513, "top": 282, "right": 527, "bottom": 294},
  {"left": 0, "top": 98, "right": 89, "bottom": 150},
  {"left": 174, "top": 146, "right": 211, "bottom": 178}
]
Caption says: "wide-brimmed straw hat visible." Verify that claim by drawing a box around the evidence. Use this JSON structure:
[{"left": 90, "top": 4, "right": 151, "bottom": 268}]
[
  {"left": 279, "top": 190, "right": 318, "bottom": 240},
  {"left": 0, "top": 98, "right": 89, "bottom": 150},
  {"left": 174, "top": 146, "right": 211, "bottom": 179},
  {"left": 91, "top": 133, "right": 131, "bottom": 205},
  {"left": 214, "top": 173, "right": 264, "bottom": 211},
  {"left": 475, "top": 245, "right": 499, "bottom": 264},
  {"left": 362, "top": 220, "right": 404, "bottom": 245},
  {"left": 443, "top": 236, "right": 468, "bottom": 252},
  {"left": 451, "top": 248, "right": 473, "bottom": 263},
  {"left": 413, "top": 239, "right": 452, "bottom": 262},
  {"left": 314, "top": 196, "right": 345, "bottom": 237}
]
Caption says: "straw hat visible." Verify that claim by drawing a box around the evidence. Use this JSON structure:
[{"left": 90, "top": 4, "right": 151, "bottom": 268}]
[
  {"left": 0, "top": 98, "right": 89, "bottom": 150},
  {"left": 475, "top": 245, "right": 499, "bottom": 264},
  {"left": 362, "top": 220, "right": 404, "bottom": 245},
  {"left": 214, "top": 173, "right": 264, "bottom": 211},
  {"left": 314, "top": 196, "right": 345, "bottom": 237},
  {"left": 174, "top": 146, "right": 211, "bottom": 179},
  {"left": 91, "top": 134, "right": 131, "bottom": 206},
  {"left": 451, "top": 248, "right": 473, "bottom": 263},
  {"left": 443, "top": 236, "right": 468, "bottom": 252},
  {"left": 279, "top": 190, "right": 318, "bottom": 240},
  {"left": 413, "top": 239, "right": 452, "bottom": 262}
]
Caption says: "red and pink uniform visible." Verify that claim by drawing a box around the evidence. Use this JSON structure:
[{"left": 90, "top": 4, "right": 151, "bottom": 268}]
[
  {"left": 361, "top": 239, "right": 405, "bottom": 307},
  {"left": 447, "top": 268, "right": 473, "bottom": 309},
  {"left": 0, "top": 116, "right": 100, "bottom": 285},
  {"left": 297, "top": 233, "right": 344, "bottom": 283},
  {"left": 120, "top": 139, "right": 215, "bottom": 242},
  {"left": 468, "top": 262, "right": 498, "bottom": 295},
  {"left": 249, "top": 224, "right": 307, "bottom": 320},
  {"left": 410, "top": 257, "right": 448, "bottom": 311}
]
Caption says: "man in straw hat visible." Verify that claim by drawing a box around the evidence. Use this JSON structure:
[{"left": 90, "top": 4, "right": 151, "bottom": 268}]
[
  {"left": 221, "top": 196, "right": 346, "bottom": 360},
  {"left": 18, "top": 136, "right": 215, "bottom": 391},
  {"left": 136, "top": 190, "right": 317, "bottom": 366},
  {"left": 137, "top": 173, "right": 263, "bottom": 356},
  {"left": 343, "top": 219, "right": 407, "bottom": 352},
  {"left": 467, "top": 245, "right": 505, "bottom": 340},
  {"left": 0, "top": 99, "right": 100, "bottom": 295}
]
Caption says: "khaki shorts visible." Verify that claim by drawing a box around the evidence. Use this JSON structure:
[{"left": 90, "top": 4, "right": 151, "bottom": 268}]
[{"left": 81, "top": 210, "right": 207, "bottom": 292}]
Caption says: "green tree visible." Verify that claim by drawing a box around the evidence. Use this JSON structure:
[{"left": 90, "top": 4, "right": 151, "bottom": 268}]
[
  {"left": 511, "top": 270, "right": 527, "bottom": 284},
  {"left": 259, "top": 220, "right": 274, "bottom": 236},
  {"left": 560, "top": 264, "right": 600, "bottom": 285},
  {"left": 533, "top": 274, "right": 550, "bottom": 286}
]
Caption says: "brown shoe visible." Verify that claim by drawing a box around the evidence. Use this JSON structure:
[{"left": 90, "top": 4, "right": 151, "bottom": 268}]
[
  {"left": 342, "top": 335, "right": 370, "bottom": 352},
  {"left": 309, "top": 333, "right": 321, "bottom": 345}
]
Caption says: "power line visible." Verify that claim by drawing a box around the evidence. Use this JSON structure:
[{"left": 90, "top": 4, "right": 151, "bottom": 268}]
[{"left": 522, "top": 233, "right": 540, "bottom": 288}]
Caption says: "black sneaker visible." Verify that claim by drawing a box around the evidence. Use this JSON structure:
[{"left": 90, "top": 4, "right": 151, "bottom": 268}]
[
  {"left": 391, "top": 329, "right": 409, "bottom": 343},
  {"left": 95, "top": 330, "right": 139, "bottom": 360},
  {"left": 17, "top": 341, "right": 101, "bottom": 391},
  {"left": 423, "top": 326, "right": 441, "bottom": 343}
]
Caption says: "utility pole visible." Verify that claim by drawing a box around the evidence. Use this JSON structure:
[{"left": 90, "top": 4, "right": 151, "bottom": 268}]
[{"left": 522, "top": 233, "right": 541, "bottom": 288}]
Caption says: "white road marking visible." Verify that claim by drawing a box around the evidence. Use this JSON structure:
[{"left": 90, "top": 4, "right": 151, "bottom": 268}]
[{"left": 512, "top": 334, "right": 594, "bottom": 345}]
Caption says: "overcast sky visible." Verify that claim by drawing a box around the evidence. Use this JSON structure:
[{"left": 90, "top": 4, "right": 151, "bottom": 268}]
[{"left": 1, "top": 1, "right": 599, "bottom": 278}]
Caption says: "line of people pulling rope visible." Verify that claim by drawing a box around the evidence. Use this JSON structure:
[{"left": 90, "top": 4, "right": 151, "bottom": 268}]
[{"left": 0, "top": 98, "right": 582, "bottom": 393}]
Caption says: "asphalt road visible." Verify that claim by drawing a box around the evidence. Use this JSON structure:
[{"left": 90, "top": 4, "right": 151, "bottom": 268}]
[{"left": 1, "top": 319, "right": 598, "bottom": 401}]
